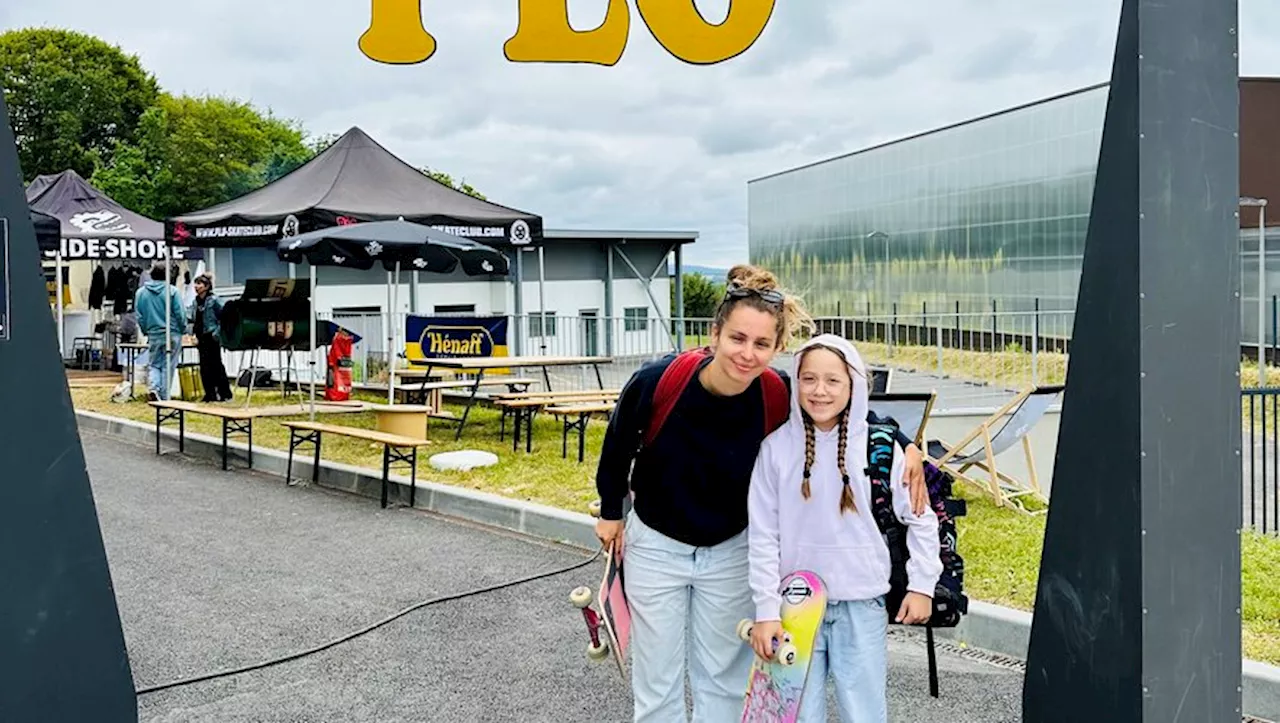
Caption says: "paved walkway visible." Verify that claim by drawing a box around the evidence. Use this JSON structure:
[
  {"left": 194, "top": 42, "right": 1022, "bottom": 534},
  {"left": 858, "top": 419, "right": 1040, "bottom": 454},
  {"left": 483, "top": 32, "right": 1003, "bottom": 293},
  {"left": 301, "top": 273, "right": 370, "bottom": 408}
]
[{"left": 85, "top": 432, "right": 1024, "bottom": 722}]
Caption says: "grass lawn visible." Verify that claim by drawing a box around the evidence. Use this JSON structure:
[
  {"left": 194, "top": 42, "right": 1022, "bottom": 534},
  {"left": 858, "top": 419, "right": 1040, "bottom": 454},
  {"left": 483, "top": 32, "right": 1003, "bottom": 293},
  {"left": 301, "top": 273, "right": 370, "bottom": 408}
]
[{"left": 70, "top": 384, "right": 1280, "bottom": 665}]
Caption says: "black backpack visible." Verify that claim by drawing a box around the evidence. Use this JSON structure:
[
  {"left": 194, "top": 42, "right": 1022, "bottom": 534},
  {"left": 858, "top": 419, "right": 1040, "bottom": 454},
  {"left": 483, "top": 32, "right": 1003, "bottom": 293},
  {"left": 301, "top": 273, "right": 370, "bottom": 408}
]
[{"left": 865, "top": 423, "right": 969, "bottom": 697}]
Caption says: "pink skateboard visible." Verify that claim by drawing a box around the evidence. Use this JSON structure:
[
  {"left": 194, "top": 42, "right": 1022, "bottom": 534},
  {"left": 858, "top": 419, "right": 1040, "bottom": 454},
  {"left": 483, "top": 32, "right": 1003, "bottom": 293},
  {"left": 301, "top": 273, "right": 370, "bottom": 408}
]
[
  {"left": 571, "top": 501, "right": 631, "bottom": 680},
  {"left": 738, "top": 571, "right": 828, "bottom": 722}
]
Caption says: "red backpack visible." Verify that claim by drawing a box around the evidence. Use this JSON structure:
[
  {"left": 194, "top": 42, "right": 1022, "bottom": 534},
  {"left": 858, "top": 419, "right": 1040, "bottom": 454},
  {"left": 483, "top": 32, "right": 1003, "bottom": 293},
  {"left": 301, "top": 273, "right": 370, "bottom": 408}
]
[{"left": 642, "top": 348, "right": 791, "bottom": 448}]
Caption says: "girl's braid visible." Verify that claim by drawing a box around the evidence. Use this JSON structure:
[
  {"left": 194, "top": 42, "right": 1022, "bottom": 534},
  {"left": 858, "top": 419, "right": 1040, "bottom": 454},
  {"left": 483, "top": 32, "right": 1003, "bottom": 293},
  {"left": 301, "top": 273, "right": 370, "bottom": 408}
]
[
  {"left": 801, "top": 415, "right": 815, "bottom": 500},
  {"left": 837, "top": 409, "right": 856, "bottom": 514}
]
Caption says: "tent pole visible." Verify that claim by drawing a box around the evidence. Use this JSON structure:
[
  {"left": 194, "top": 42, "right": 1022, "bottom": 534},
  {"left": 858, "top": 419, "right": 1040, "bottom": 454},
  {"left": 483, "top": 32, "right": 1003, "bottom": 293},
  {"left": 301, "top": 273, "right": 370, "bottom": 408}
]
[
  {"left": 163, "top": 246, "right": 171, "bottom": 400},
  {"left": 411, "top": 270, "right": 419, "bottom": 313},
  {"left": 538, "top": 245, "right": 547, "bottom": 355},
  {"left": 309, "top": 264, "right": 317, "bottom": 421},
  {"left": 387, "top": 269, "right": 394, "bottom": 404},
  {"left": 55, "top": 250, "right": 64, "bottom": 360}
]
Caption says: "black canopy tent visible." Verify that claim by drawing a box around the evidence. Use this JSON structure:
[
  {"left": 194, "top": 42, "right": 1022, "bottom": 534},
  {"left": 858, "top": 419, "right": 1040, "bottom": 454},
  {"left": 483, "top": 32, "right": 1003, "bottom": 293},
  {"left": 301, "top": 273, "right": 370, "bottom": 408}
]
[
  {"left": 276, "top": 218, "right": 511, "bottom": 414},
  {"left": 27, "top": 169, "right": 194, "bottom": 359},
  {"left": 165, "top": 126, "right": 537, "bottom": 408},
  {"left": 26, "top": 169, "right": 179, "bottom": 257},
  {"left": 165, "top": 126, "right": 543, "bottom": 249}
]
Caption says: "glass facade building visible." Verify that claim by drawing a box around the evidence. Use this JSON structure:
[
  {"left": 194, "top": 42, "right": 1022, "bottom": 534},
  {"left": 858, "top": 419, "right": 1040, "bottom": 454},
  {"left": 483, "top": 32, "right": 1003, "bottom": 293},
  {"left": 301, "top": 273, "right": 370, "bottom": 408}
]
[{"left": 748, "top": 84, "right": 1109, "bottom": 322}]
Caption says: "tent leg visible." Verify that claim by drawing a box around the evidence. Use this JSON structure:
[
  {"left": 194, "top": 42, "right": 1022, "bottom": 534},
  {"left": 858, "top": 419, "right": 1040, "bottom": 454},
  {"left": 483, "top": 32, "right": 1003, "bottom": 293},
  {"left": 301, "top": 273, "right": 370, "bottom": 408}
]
[
  {"left": 391, "top": 262, "right": 400, "bottom": 404},
  {"left": 163, "top": 246, "right": 171, "bottom": 399},
  {"left": 386, "top": 270, "right": 394, "bottom": 405},
  {"left": 538, "top": 245, "right": 547, "bottom": 354},
  {"left": 310, "top": 264, "right": 317, "bottom": 421},
  {"left": 56, "top": 251, "right": 65, "bottom": 360}
]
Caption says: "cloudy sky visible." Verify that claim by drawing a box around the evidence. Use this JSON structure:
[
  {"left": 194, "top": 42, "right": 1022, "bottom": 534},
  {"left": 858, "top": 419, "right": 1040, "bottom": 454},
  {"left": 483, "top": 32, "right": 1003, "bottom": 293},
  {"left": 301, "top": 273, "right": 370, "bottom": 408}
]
[{"left": 4, "top": 1, "right": 1279, "bottom": 267}]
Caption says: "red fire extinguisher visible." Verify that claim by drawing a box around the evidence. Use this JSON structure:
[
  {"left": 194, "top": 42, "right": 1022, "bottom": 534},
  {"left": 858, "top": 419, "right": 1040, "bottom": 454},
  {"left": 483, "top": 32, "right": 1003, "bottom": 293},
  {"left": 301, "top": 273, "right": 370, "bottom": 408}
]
[{"left": 325, "top": 330, "right": 354, "bottom": 402}]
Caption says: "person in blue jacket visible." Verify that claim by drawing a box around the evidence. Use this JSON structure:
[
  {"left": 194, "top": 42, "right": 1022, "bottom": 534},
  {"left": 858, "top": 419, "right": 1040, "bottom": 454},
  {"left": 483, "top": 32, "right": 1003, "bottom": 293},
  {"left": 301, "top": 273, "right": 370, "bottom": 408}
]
[{"left": 133, "top": 264, "right": 186, "bottom": 401}]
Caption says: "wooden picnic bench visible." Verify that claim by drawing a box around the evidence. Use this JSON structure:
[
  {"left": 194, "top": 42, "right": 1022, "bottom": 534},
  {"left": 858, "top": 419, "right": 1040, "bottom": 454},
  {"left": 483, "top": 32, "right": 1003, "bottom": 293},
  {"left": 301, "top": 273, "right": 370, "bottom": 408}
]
[
  {"left": 404, "top": 355, "right": 613, "bottom": 439},
  {"left": 545, "top": 401, "right": 618, "bottom": 462},
  {"left": 393, "top": 372, "right": 539, "bottom": 408},
  {"left": 279, "top": 421, "right": 432, "bottom": 509},
  {"left": 149, "top": 401, "right": 259, "bottom": 471},
  {"left": 494, "top": 390, "right": 620, "bottom": 452}
]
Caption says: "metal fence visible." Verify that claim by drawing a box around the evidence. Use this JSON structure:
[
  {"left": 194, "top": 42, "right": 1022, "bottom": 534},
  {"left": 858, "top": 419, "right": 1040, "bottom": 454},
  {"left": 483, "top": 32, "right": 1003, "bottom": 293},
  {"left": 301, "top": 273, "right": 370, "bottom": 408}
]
[
  {"left": 1243, "top": 388, "right": 1279, "bottom": 535},
  {"left": 298, "top": 306, "right": 1078, "bottom": 411}
]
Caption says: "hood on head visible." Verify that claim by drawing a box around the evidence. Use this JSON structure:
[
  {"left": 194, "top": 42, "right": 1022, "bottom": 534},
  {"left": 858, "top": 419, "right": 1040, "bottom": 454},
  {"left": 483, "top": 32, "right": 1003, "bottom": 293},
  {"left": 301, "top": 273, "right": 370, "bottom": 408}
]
[{"left": 786, "top": 334, "right": 869, "bottom": 437}]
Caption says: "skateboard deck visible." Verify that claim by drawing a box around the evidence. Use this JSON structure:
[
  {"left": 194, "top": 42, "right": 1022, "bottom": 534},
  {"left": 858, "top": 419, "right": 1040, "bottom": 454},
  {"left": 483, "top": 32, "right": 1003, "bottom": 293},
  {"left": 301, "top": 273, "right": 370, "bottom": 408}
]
[
  {"left": 739, "top": 570, "right": 827, "bottom": 722},
  {"left": 570, "top": 500, "right": 630, "bottom": 681},
  {"left": 598, "top": 540, "right": 630, "bottom": 678}
]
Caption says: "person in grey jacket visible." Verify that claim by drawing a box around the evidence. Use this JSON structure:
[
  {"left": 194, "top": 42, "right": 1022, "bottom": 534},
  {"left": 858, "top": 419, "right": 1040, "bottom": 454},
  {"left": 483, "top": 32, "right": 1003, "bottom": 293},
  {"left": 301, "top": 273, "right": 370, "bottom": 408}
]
[{"left": 189, "top": 273, "right": 232, "bottom": 402}]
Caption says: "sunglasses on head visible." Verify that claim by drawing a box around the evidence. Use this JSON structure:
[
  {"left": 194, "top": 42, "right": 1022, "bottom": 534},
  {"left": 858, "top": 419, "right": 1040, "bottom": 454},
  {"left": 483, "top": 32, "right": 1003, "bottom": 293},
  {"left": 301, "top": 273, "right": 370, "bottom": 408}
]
[{"left": 724, "top": 284, "right": 784, "bottom": 307}]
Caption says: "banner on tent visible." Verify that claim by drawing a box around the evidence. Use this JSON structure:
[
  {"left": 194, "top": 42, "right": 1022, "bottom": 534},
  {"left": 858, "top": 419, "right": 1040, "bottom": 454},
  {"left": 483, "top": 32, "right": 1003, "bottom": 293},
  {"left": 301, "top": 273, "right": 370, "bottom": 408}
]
[
  {"left": 405, "top": 315, "right": 509, "bottom": 366},
  {"left": 0, "top": 217, "right": 9, "bottom": 341},
  {"left": 40, "top": 237, "right": 191, "bottom": 260}
]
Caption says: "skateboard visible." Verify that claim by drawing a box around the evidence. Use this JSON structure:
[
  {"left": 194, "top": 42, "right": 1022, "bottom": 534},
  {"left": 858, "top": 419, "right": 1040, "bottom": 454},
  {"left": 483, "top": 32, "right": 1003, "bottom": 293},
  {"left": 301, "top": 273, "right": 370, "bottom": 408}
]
[
  {"left": 569, "top": 500, "right": 631, "bottom": 681},
  {"left": 738, "top": 571, "right": 828, "bottom": 722}
]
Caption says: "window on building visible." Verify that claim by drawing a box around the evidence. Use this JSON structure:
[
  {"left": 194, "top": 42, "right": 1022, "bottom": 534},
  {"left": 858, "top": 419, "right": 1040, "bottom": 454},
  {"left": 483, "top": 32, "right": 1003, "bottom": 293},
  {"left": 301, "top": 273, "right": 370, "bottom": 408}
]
[
  {"left": 530, "top": 312, "right": 557, "bottom": 338},
  {"left": 624, "top": 307, "right": 648, "bottom": 332},
  {"left": 434, "top": 304, "right": 476, "bottom": 315}
]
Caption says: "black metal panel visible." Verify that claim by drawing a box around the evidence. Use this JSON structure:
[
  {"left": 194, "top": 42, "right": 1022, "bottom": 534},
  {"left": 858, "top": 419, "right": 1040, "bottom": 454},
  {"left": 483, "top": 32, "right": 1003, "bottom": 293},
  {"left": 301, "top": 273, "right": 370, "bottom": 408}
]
[
  {"left": 1024, "top": 0, "right": 1241, "bottom": 720},
  {"left": 0, "top": 90, "right": 138, "bottom": 720}
]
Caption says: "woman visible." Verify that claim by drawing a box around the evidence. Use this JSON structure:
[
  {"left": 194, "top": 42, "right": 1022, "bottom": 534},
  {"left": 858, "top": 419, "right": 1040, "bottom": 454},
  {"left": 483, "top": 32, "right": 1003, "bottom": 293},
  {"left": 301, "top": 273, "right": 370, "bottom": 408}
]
[
  {"left": 593, "top": 264, "right": 927, "bottom": 722},
  {"left": 189, "top": 273, "right": 233, "bottom": 402}
]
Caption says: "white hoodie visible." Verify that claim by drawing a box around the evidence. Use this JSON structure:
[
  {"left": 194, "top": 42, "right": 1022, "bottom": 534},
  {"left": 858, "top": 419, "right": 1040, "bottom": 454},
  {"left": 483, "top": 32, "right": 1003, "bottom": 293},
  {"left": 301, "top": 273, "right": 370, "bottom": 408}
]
[{"left": 747, "top": 334, "right": 943, "bottom": 622}]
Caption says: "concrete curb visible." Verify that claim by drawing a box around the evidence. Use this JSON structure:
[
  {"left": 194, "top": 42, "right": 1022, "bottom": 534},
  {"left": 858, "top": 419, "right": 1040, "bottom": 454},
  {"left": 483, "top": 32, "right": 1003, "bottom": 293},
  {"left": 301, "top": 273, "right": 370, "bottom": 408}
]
[{"left": 75, "top": 409, "right": 1280, "bottom": 721}]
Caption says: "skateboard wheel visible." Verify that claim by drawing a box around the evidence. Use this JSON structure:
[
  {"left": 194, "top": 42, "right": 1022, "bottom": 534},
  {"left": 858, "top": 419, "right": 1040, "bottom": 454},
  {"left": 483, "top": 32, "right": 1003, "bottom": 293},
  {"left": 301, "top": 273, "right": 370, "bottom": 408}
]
[
  {"left": 588, "top": 500, "right": 602, "bottom": 517},
  {"left": 736, "top": 619, "right": 754, "bottom": 642},
  {"left": 776, "top": 643, "right": 797, "bottom": 666},
  {"left": 570, "top": 586, "right": 593, "bottom": 608},
  {"left": 587, "top": 640, "right": 610, "bottom": 659}
]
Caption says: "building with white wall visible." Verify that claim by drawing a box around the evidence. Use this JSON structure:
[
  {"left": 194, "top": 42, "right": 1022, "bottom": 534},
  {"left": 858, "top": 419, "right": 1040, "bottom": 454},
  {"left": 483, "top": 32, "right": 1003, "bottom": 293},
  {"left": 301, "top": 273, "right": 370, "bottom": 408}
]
[{"left": 208, "top": 227, "right": 696, "bottom": 367}]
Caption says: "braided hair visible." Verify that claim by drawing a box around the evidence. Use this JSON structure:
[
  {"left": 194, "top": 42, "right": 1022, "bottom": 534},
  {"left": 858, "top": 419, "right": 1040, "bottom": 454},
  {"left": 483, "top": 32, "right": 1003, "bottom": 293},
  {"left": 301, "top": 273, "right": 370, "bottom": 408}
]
[{"left": 799, "top": 407, "right": 857, "bottom": 514}]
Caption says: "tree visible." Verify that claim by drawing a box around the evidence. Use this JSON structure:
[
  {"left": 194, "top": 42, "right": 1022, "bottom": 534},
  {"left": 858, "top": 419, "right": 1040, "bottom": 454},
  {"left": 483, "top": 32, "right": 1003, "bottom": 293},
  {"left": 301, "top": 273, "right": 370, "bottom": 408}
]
[
  {"left": 91, "top": 93, "right": 314, "bottom": 218},
  {"left": 421, "top": 166, "right": 486, "bottom": 200},
  {"left": 675, "top": 272, "right": 725, "bottom": 319},
  {"left": 0, "top": 28, "right": 160, "bottom": 180}
]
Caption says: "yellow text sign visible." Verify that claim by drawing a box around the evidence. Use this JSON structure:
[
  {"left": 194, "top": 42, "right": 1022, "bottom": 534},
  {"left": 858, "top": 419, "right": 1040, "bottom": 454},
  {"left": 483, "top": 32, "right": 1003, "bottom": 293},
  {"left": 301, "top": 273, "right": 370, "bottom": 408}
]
[{"left": 360, "top": 1, "right": 777, "bottom": 67}]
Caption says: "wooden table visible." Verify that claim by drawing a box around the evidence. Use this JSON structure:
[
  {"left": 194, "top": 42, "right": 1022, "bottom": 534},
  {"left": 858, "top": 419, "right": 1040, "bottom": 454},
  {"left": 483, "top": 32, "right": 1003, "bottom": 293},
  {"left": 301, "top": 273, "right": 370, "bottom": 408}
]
[{"left": 404, "top": 355, "right": 613, "bottom": 439}]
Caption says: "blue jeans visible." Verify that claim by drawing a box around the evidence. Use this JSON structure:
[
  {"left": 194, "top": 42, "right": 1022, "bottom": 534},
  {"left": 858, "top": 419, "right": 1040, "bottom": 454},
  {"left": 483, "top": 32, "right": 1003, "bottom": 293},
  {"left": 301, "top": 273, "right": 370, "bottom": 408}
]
[
  {"left": 798, "top": 598, "right": 889, "bottom": 723},
  {"left": 147, "top": 336, "right": 180, "bottom": 400},
  {"left": 623, "top": 510, "right": 754, "bottom": 722}
]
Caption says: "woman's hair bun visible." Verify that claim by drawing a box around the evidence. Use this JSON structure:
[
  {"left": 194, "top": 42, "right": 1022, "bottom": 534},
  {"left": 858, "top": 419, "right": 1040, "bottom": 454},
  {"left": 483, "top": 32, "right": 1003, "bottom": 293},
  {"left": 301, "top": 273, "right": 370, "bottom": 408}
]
[{"left": 726, "top": 263, "right": 778, "bottom": 291}]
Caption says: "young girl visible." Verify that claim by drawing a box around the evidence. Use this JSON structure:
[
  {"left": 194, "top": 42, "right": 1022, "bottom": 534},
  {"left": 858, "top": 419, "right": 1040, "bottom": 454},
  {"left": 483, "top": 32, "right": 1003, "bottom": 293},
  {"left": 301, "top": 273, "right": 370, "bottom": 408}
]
[{"left": 746, "top": 333, "right": 942, "bottom": 723}]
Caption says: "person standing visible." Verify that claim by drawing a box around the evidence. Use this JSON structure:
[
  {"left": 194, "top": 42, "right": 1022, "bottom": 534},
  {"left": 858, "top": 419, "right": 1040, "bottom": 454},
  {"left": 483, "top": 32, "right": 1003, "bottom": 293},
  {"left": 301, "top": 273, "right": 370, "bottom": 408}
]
[
  {"left": 134, "top": 263, "right": 186, "bottom": 402},
  {"left": 593, "top": 265, "right": 929, "bottom": 722},
  {"left": 190, "top": 273, "right": 232, "bottom": 402}
]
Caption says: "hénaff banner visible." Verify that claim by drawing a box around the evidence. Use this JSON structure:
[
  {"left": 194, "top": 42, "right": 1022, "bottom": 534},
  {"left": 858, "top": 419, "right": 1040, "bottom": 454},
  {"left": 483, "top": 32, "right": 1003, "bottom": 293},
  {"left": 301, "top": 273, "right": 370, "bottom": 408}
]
[{"left": 405, "top": 315, "right": 509, "bottom": 364}]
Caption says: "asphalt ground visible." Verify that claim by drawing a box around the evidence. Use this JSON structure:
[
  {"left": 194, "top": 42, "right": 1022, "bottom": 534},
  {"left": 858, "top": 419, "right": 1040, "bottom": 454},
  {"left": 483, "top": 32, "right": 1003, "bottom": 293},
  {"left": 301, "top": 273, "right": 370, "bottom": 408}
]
[{"left": 84, "top": 431, "right": 1025, "bottom": 722}]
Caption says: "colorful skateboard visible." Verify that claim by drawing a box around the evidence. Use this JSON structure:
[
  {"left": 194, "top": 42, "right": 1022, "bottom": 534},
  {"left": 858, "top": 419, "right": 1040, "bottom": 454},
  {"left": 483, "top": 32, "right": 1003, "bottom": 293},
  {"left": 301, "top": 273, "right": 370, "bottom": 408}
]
[
  {"left": 570, "top": 500, "right": 631, "bottom": 681},
  {"left": 738, "top": 571, "right": 827, "bottom": 722}
]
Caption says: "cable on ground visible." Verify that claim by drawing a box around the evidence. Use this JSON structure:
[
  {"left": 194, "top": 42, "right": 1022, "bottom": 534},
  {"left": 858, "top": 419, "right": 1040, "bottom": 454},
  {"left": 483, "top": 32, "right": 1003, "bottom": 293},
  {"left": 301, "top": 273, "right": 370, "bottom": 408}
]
[{"left": 135, "top": 546, "right": 603, "bottom": 696}]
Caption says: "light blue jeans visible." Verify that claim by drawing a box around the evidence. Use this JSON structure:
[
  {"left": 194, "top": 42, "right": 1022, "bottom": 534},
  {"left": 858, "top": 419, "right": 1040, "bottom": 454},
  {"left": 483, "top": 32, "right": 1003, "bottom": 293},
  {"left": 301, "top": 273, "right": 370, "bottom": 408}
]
[
  {"left": 623, "top": 510, "right": 755, "bottom": 722},
  {"left": 147, "top": 336, "right": 181, "bottom": 400},
  {"left": 798, "top": 597, "right": 889, "bottom": 723}
]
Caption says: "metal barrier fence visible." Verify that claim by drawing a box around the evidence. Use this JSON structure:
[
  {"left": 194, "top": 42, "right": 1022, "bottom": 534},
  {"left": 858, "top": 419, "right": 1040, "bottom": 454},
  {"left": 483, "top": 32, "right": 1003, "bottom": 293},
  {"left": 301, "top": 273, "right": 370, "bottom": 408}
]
[
  {"left": 1243, "top": 388, "right": 1279, "bottom": 535},
  {"left": 303, "top": 308, "right": 1077, "bottom": 411}
]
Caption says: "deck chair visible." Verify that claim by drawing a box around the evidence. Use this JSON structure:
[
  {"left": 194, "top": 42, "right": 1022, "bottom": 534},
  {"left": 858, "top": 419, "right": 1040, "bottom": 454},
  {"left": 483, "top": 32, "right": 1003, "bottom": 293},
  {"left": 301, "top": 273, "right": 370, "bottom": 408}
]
[
  {"left": 869, "top": 367, "right": 894, "bottom": 394},
  {"left": 868, "top": 391, "right": 936, "bottom": 447},
  {"left": 925, "top": 384, "right": 1064, "bottom": 514}
]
